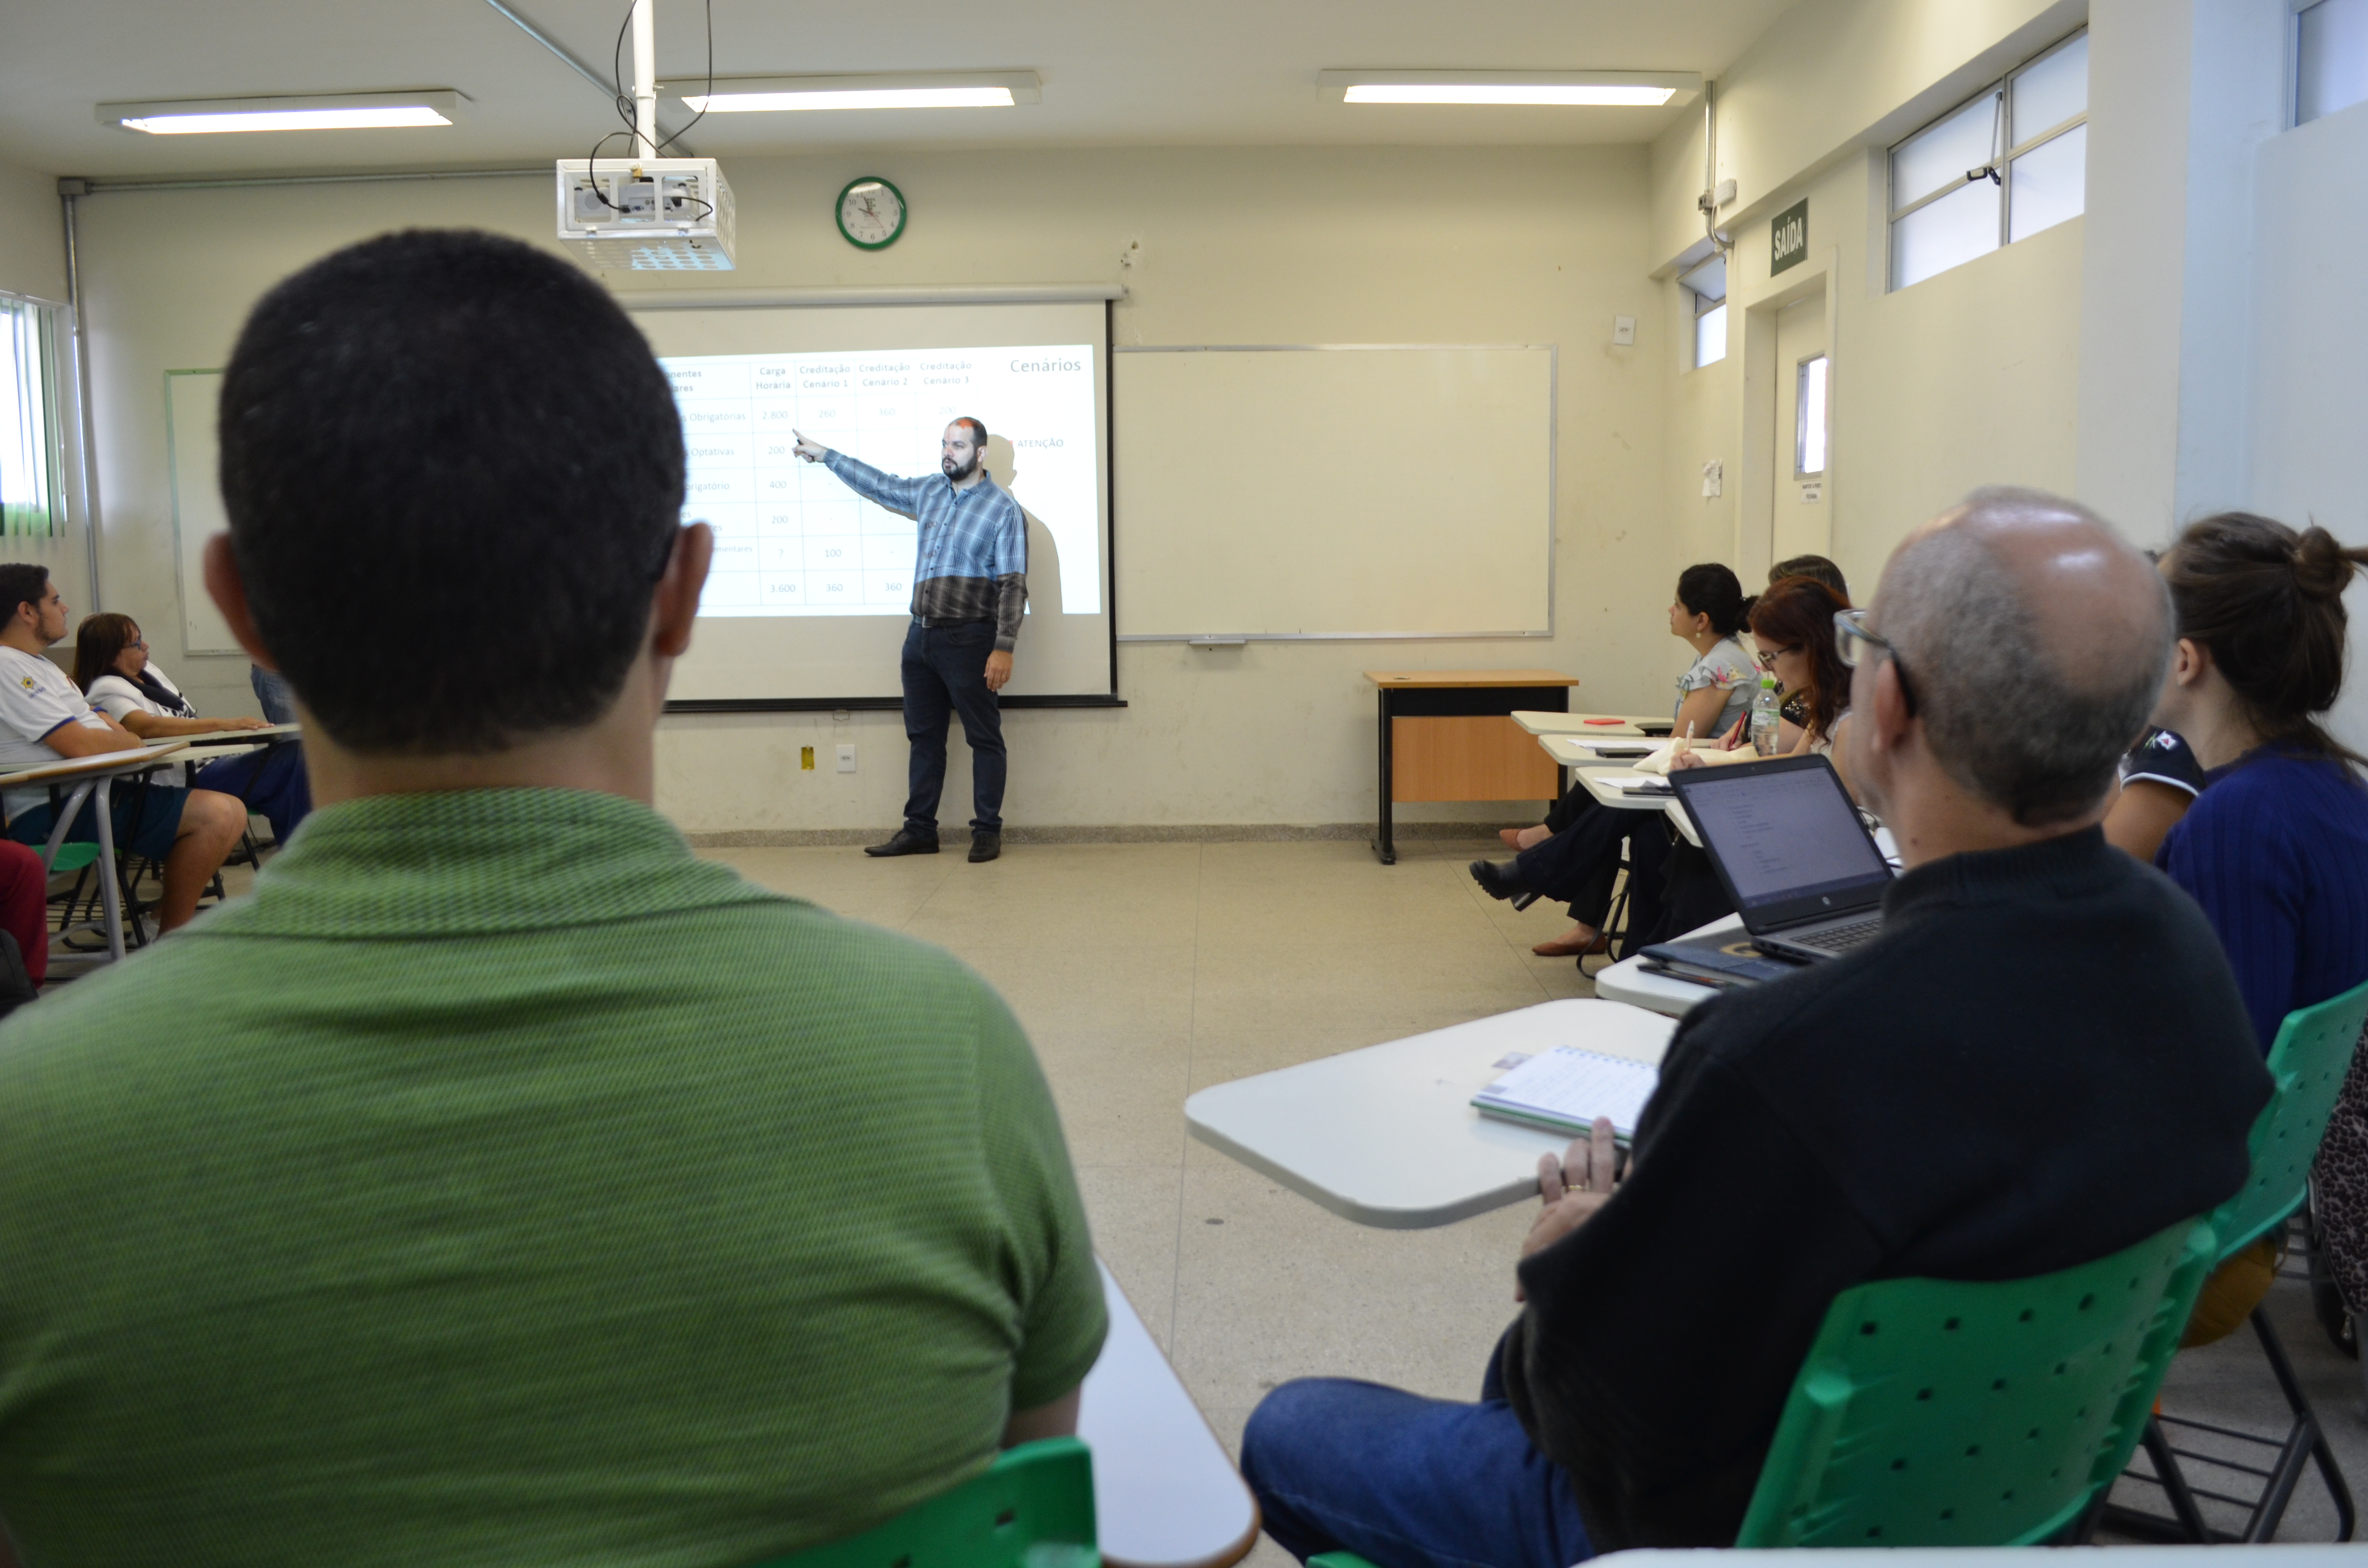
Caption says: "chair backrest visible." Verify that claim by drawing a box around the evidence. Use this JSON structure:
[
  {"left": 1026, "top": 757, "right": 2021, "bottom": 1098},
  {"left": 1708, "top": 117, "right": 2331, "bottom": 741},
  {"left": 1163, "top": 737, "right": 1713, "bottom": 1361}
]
[
  {"left": 1734, "top": 1216, "right": 2217, "bottom": 1548},
  {"left": 745, "top": 1437, "right": 1098, "bottom": 1568},
  {"left": 2212, "top": 973, "right": 2368, "bottom": 1261}
]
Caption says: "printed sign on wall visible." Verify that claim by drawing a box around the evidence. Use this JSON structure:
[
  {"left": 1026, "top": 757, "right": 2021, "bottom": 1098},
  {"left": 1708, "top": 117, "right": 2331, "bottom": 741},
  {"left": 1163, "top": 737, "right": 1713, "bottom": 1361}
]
[{"left": 1771, "top": 198, "right": 1809, "bottom": 275}]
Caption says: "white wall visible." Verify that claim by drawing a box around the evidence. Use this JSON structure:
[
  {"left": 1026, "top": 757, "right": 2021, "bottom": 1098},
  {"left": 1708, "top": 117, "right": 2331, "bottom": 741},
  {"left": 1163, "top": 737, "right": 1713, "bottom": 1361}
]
[
  {"left": 72, "top": 145, "right": 1669, "bottom": 833},
  {"left": 0, "top": 161, "right": 64, "bottom": 300},
  {"left": 2076, "top": 0, "right": 2288, "bottom": 543},
  {"left": 1650, "top": 0, "right": 2085, "bottom": 266},
  {"left": 2249, "top": 97, "right": 2368, "bottom": 755},
  {"left": 1649, "top": 0, "right": 2090, "bottom": 609}
]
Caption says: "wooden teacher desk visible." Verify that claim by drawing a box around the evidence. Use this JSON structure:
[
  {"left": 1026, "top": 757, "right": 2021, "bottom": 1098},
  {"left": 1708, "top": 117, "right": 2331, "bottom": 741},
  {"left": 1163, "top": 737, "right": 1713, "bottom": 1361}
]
[{"left": 1365, "top": 669, "right": 1579, "bottom": 865}]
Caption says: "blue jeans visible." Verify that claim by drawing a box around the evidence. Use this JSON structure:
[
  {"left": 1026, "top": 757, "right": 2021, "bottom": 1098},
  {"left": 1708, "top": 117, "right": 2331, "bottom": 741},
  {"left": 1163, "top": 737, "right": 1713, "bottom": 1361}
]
[
  {"left": 1241, "top": 1354, "right": 1594, "bottom": 1568},
  {"left": 191, "top": 742, "right": 311, "bottom": 845},
  {"left": 900, "top": 619, "right": 1005, "bottom": 836}
]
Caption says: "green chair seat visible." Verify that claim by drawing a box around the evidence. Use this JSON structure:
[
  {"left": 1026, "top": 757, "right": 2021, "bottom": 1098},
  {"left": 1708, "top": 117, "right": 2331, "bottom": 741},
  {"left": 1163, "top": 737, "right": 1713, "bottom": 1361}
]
[
  {"left": 1736, "top": 1217, "right": 2215, "bottom": 1547},
  {"left": 2108, "top": 972, "right": 2368, "bottom": 1544},
  {"left": 746, "top": 1437, "right": 1098, "bottom": 1568},
  {"left": 1309, "top": 1220, "right": 2213, "bottom": 1567},
  {"left": 45, "top": 843, "right": 99, "bottom": 874}
]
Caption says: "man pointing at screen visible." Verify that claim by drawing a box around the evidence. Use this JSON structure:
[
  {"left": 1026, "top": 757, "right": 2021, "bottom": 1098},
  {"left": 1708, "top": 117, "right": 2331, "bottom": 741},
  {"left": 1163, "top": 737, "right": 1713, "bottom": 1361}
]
[{"left": 793, "top": 418, "right": 1025, "bottom": 863}]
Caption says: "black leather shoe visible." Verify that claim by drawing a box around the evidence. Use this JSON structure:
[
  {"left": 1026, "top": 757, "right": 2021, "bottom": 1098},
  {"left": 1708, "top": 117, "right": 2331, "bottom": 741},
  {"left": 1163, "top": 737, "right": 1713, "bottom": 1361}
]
[
  {"left": 865, "top": 829, "right": 940, "bottom": 857},
  {"left": 1468, "top": 858, "right": 1530, "bottom": 902},
  {"left": 968, "top": 832, "right": 1002, "bottom": 863}
]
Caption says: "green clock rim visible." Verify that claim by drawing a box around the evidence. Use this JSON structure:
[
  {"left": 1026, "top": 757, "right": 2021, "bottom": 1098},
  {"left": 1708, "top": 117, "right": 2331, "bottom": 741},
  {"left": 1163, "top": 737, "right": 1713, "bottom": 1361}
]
[{"left": 835, "top": 174, "right": 908, "bottom": 250}]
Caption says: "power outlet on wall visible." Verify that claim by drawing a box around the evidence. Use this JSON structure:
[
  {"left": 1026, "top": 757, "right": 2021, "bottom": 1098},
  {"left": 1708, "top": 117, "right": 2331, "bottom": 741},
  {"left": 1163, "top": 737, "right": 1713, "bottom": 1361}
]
[
  {"left": 836, "top": 744, "right": 857, "bottom": 773},
  {"left": 801, "top": 746, "right": 815, "bottom": 771}
]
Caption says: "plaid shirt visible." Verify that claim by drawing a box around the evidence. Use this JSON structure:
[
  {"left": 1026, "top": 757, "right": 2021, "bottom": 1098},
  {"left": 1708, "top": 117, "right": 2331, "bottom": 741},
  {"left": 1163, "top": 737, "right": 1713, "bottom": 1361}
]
[{"left": 823, "top": 452, "right": 1029, "bottom": 651}]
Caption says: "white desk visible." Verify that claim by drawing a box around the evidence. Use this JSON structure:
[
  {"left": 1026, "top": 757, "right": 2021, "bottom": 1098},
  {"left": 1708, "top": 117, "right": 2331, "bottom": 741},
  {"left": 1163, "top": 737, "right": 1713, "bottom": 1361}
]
[
  {"left": 1594, "top": 913, "right": 1744, "bottom": 1018},
  {"left": 1, "top": 743, "right": 190, "bottom": 962},
  {"left": 175, "top": 721, "right": 301, "bottom": 751},
  {"left": 1079, "top": 1261, "right": 1259, "bottom": 1568},
  {"left": 1568, "top": 764, "right": 1680, "bottom": 810},
  {"left": 1184, "top": 1000, "right": 1678, "bottom": 1228},
  {"left": 1536, "top": 734, "right": 1662, "bottom": 770},
  {"left": 1511, "top": 710, "right": 1670, "bottom": 737}
]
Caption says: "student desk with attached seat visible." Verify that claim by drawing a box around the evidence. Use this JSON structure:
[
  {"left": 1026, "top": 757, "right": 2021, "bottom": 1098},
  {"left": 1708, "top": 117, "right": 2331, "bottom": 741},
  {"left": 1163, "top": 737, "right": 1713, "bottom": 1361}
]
[
  {"left": 1184, "top": 999, "right": 1678, "bottom": 1227},
  {"left": 0, "top": 742, "right": 189, "bottom": 963},
  {"left": 1365, "top": 670, "right": 1579, "bottom": 864},
  {"left": 1079, "top": 1260, "right": 1260, "bottom": 1568},
  {"left": 1510, "top": 710, "right": 1669, "bottom": 737},
  {"left": 173, "top": 720, "right": 301, "bottom": 758}
]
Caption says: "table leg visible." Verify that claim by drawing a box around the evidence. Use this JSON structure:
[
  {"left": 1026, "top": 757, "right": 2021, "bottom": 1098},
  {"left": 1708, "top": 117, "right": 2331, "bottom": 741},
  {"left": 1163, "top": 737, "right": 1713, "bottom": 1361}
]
[
  {"left": 92, "top": 777, "right": 125, "bottom": 963},
  {"left": 37, "top": 779, "right": 96, "bottom": 874},
  {"left": 1375, "top": 688, "right": 1395, "bottom": 865}
]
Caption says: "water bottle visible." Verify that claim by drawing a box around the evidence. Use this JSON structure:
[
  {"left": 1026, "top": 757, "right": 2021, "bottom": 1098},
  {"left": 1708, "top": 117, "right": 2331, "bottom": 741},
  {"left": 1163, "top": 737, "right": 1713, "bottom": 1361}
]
[{"left": 1750, "top": 673, "right": 1783, "bottom": 756}]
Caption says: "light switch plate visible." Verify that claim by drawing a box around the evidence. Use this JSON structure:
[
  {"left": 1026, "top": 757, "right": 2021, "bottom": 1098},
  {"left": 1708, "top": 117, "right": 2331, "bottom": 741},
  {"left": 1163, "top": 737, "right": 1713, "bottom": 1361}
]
[
  {"left": 836, "top": 744, "right": 857, "bottom": 773},
  {"left": 1612, "top": 315, "right": 1637, "bottom": 346},
  {"left": 1702, "top": 459, "right": 1724, "bottom": 498}
]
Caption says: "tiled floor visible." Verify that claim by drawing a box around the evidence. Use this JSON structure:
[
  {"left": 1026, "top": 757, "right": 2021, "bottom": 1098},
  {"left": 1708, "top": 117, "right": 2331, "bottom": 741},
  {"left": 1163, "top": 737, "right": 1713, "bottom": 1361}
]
[{"left": 700, "top": 835, "right": 2368, "bottom": 1553}]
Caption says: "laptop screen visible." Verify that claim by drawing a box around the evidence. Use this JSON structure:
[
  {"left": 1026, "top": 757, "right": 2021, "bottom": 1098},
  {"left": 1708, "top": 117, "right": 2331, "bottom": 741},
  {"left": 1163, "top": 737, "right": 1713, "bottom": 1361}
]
[{"left": 1676, "top": 761, "right": 1892, "bottom": 914}]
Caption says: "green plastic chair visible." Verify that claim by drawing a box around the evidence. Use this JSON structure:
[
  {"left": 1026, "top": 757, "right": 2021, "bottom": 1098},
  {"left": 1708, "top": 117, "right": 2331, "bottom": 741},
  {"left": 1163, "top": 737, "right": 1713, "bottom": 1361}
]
[
  {"left": 1733, "top": 1216, "right": 2215, "bottom": 1547},
  {"left": 745, "top": 1437, "right": 1098, "bottom": 1568},
  {"left": 1306, "top": 1218, "right": 2213, "bottom": 1568},
  {"left": 2108, "top": 973, "right": 2368, "bottom": 1544}
]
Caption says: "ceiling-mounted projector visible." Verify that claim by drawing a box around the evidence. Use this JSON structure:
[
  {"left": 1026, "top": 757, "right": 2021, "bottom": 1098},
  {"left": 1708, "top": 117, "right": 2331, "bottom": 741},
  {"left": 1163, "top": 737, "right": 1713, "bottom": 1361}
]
[{"left": 556, "top": 157, "right": 736, "bottom": 271}]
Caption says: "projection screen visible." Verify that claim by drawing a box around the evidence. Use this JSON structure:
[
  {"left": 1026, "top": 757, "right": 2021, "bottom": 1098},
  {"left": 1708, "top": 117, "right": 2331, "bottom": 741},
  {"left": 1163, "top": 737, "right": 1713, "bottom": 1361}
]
[{"left": 626, "top": 295, "right": 1116, "bottom": 707}]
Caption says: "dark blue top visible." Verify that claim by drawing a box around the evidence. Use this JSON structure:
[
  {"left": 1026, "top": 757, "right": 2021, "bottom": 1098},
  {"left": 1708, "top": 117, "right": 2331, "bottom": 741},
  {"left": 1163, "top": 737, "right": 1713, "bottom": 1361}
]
[{"left": 2157, "top": 746, "right": 2368, "bottom": 1053}]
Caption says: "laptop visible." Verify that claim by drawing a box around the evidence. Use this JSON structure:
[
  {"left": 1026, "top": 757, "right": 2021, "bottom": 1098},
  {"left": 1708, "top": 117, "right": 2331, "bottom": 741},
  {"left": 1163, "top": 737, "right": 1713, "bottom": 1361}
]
[{"left": 1666, "top": 754, "right": 1896, "bottom": 962}]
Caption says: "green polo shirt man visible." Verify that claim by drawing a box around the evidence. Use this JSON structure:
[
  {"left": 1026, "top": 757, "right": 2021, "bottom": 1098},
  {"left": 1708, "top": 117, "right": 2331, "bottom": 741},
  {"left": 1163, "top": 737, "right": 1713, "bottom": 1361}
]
[{"left": 0, "top": 231, "right": 1105, "bottom": 1568}]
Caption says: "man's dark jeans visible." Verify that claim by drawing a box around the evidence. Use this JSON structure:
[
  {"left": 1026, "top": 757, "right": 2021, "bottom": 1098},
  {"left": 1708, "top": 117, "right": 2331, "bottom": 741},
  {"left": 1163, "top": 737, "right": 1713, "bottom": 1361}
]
[
  {"left": 1241, "top": 1348, "right": 1594, "bottom": 1568},
  {"left": 900, "top": 619, "right": 1005, "bottom": 837}
]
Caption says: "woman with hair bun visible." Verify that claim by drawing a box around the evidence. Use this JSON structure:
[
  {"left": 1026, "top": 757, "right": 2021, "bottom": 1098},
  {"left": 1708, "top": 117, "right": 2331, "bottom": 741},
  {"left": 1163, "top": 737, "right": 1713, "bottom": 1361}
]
[{"left": 2148, "top": 512, "right": 2368, "bottom": 1351}]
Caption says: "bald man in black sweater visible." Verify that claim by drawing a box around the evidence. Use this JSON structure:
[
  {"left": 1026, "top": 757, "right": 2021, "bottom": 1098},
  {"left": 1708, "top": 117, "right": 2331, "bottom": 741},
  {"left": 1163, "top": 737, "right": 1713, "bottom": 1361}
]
[{"left": 1240, "top": 490, "right": 2272, "bottom": 1565}]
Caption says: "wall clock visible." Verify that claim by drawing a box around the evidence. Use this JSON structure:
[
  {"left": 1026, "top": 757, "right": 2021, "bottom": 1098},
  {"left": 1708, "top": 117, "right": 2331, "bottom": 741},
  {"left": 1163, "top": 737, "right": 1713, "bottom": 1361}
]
[{"left": 836, "top": 176, "right": 907, "bottom": 249}]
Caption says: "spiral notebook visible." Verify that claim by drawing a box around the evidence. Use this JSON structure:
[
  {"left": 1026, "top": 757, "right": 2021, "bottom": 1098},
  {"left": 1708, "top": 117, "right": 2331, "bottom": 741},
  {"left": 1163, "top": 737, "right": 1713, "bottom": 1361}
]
[{"left": 1470, "top": 1046, "right": 1660, "bottom": 1139}]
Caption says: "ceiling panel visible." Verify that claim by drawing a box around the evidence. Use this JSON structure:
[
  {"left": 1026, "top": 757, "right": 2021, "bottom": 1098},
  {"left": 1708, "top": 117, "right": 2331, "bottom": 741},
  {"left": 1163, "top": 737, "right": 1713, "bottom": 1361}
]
[{"left": 0, "top": 0, "right": 1799, "bottom": 178}]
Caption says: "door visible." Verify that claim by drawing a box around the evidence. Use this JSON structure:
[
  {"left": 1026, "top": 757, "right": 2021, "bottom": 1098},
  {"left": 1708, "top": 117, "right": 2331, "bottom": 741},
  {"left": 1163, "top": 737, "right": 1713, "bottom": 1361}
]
[{"left": 1771, "top": 296, "right": 1829, "bottom": 564}]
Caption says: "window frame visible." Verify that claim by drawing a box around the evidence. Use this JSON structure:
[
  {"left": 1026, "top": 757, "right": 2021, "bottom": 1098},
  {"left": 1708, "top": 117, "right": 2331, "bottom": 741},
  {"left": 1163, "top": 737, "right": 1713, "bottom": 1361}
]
[
  {"left": 1886, "top": 27, "right": 2090, "bottom": 290},
  {"left": 2292, "top": 0, "right": 2368, "bottom": 128},
  {"left": 1678, "top": 253, "right": 1729, "bottom": 370},
  {"left": 1794, "top": 354, "right": 1829, "bottom": 478},
  {"left": 0, "top": 290, "right": 69, "bottom": 540}
]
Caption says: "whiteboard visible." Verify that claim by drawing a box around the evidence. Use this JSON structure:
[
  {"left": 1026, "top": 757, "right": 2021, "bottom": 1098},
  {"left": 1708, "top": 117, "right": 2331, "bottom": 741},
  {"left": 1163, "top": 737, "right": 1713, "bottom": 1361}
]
[
  {"left": 1113, "top": 345, "right": 1554, "bottom": 639},
  {"left": 165, "top": 369, "right": 241, "bottom": 656}
]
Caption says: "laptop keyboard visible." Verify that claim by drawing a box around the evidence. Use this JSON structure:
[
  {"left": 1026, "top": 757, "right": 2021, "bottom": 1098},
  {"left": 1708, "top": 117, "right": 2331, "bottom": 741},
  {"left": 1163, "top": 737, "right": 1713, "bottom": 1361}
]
[{"left": 1802, "top": 918, "right": 1884, "bottom": 953}]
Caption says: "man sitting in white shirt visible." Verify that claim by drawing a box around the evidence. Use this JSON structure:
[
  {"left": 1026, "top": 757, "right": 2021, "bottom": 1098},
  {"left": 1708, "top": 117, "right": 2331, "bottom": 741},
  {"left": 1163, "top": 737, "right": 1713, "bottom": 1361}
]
[{"left": 0, "top": 565, "right": 247, "bottom": 931}]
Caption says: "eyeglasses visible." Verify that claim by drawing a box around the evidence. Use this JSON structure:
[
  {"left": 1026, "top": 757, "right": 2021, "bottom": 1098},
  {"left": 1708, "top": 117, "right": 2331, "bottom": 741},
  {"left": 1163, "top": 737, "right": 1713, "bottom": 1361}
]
[
  {"left": 1833, "top": 608, "right": 1918, "bottom": 715},
  {"left": 1755, "top": 646, "right": 1801, "bottom": 669}
]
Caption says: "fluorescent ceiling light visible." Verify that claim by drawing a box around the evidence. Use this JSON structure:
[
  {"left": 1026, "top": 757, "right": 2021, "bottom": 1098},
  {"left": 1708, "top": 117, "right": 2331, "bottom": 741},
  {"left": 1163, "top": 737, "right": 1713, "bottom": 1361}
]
[
  {"left": 123, "top": 107, "right": 452, "bottom": 134},
  {"left": 1318, "top": 70, "right": 1701, "bottom": 108},
  {"left": 669, "top": 72, "right": 1041, "bottom": 113},
  {"left": 1346, "top": 84, "right": 1673, "bottom": 106},
  {"left": 99, "top": 91, "right": 463, "bottom": 135},
  {"left": 686, "top": 87, "right": 1012, "bottom": 111}
]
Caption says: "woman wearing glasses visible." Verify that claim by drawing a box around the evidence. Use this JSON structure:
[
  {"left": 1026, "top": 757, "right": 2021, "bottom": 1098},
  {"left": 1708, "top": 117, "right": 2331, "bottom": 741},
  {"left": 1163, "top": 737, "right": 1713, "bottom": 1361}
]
[
  {"left": 73, "top": 614, "right": 312, "bottom": 846},
  {"left": 1474, "top": 573, "right": 1847, "bottom": 957}
]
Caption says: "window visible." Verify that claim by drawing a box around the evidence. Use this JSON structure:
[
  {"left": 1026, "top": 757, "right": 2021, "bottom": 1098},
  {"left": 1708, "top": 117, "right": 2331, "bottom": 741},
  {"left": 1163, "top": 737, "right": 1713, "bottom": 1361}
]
[
  {"left": 2297, "top": 0, "right": 2368, "bottom": 125},
  {"left": 1795, "top": 355, "right": 1828, "bottom": 475},
  {"left": 1888, "top": 30, "right": 2088, "bottom": 290},
  {"left": 1680, "top": 253, "right": 1728, "bottom": 368},
  {"left": 0, "top": 295, "right": 63, "bottom": 539}
]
